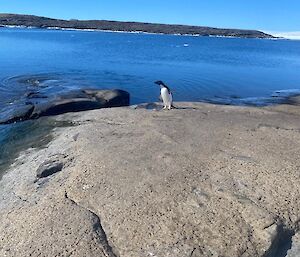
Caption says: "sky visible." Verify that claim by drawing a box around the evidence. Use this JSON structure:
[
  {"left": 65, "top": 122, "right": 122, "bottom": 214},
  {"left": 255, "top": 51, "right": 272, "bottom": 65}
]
[{"left": 0, "top": 0, "right": 299, "bottom": 32}]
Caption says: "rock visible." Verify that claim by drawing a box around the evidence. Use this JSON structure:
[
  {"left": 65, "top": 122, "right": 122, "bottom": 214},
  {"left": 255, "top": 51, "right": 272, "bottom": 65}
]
[
  {"left": 36, "top": 160, "right": 64, "bottom": 179},
  {"left": 287, "top": 95, "right": 300, "bottom": 106},
  {"left": 0, "top": 193, "right": 118, "bottom": 257},
  {"left": 82, "top": 89, "right": 130, "bottom": 107},
  {"left": 33, "top": 89, "right": 129, "bottom": 118},
  {"left": 1, "top": 102, "right": 300, "bottom": 257},
  {"left": 0, "top": 104, "right": 34, "bottom": 124},
  {"left": 287, "top": 233, "right": 300, "bottom": 257},
  {"left": 133, "top": 102, "right": 162, "bottom": 110},
  {"left": 1, "top": 89, "right": 130, "bottom": 123},
  {"left": 32, "top": 98, "right": 105, "bottom": 118},
  {"left": 25, "top": 91, "right": 48, "bottom": 99}
]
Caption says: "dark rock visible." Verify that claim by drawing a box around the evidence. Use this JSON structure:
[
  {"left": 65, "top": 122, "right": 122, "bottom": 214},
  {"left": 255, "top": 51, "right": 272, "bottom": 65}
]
[
  {"left": 32, "top": 89, "right": 129, "bottom": 118},
  {"left": 25, "top": 91, "right": 48, "bottom": 99},
  {"left": 83, "top": 89, "right": 130, "bottom": 107},
  {"left": 0, "top": 104, "right": 34, "bottom": 125},
  {"left": 32, "top": 98, "right": 105, "bottom": 117},
  {"left": 57, "top": 90, "right": 88, "bottom": 100},
  {"left": 0, "top": 89, "right": 130, "bottom": 124},
  {"left": 36, "top": 160, "right": 64, "bottom": 179},
  {"left": 287, "top": 95, "right": 300, "bottom": 106}
]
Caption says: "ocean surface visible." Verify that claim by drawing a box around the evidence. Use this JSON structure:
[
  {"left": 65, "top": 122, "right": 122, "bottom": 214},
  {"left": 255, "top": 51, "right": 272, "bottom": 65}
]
[{"left": 1, "top": 27, "right": 300, "bottom": 174}]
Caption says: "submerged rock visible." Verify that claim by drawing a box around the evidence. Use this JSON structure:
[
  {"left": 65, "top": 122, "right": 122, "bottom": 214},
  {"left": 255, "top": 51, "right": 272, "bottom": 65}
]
[
  {"left": 0, "top": 104, "right": 34, "bottom": 124},
  {"left": 25, "top": 91, "right": 48, "bottom": 99}
]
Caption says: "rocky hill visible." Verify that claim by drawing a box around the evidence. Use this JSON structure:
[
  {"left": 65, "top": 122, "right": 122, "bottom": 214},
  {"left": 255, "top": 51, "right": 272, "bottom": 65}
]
[{"left": 0, "top": 13, "right": 274, "bottom": 38}]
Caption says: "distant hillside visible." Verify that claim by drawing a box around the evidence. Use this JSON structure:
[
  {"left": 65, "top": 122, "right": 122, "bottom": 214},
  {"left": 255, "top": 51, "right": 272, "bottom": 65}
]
[{"left": 0, "top": 14, "right": 274, "bottom": 38}]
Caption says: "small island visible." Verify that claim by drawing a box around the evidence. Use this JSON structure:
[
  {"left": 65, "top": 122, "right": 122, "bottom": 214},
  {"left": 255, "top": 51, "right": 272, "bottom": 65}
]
[{"left": 0, "top": 13, "right": 274, "bottom": 38}]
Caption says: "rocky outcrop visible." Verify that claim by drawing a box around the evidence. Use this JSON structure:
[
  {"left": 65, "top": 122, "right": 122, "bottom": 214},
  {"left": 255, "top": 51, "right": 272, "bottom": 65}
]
[
  {"left": 0, "top": 89, "right": 130, "bottom": 124},
  {"left": 0, "top": 102, "right": 299, "bottom": 256}
]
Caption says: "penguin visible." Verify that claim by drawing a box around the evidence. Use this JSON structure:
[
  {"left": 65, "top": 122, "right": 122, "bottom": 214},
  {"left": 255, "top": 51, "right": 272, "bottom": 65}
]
[{"left": 154, "top": 80, "right": 174, "bottom": 110}]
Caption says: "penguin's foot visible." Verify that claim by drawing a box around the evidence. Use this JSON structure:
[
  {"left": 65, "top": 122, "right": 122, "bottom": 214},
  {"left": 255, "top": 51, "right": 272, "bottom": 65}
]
[{"left": 167, "top": 106, "right": 171, "bottom": 110}]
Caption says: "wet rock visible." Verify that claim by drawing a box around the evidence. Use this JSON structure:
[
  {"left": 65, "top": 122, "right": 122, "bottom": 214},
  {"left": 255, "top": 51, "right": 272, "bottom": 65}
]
[
  {"left": 82, "top": 89, "right": 130, "bottom": 107},
  {"left": 32, "top": 98, "right": 105, "bottom": 117},
  {"left": 25, "top": 91, "right": 48, "bottom": 99},
  {"left": 1, "top": 89, "right": 130, "bottom": 123},
  {"left": 0, "top": 104, "right": 34, "bottom": 124},
  {"left": 33, "top": 89, "right": 130, "bottom": 118}
]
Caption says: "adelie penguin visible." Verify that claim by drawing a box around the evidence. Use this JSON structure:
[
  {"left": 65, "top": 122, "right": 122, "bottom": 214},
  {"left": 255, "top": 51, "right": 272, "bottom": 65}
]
[{"left": 154, "top": 80, "right": 174, "bottom": 110}]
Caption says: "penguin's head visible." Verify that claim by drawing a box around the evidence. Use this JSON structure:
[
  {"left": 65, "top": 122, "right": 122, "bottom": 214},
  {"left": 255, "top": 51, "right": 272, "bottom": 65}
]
[
  {"left": 154, "top": 80, "right": 166, "bottom": 87},
  {"left": 154, "top": 80, "right": 171, "bottom": 94}
]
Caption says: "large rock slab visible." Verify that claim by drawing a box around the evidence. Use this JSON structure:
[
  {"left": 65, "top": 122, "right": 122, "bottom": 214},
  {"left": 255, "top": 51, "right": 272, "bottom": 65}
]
[{"left": 0, "top": 102, "right": 299, "bottom": 257}]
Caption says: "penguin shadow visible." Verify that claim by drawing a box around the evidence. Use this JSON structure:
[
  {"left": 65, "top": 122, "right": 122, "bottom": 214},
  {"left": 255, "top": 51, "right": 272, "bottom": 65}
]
[
  {"left": 131, "top": 103, "right": 162, "bottom": 110},
  {"left": 173, "top": 106, "right": 198, "bottom": 110},
  {"left": 131, "top": 103, "right": 199, "bottom": 111}
]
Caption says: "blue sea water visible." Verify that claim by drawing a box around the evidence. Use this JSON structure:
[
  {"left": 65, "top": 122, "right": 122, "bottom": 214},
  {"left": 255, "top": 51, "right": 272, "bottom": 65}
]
[
  {"left": 1, "top": 27, "right": 300, "bottom": 106},
  {"left": 0, "top": 27, "right": 300, "bottom": 173}
]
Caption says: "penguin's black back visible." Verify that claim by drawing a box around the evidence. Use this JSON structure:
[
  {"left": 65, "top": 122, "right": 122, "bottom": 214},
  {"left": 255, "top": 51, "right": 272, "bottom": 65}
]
[{"left": 161, "top": 82, "right": 171, "bottom": 94}]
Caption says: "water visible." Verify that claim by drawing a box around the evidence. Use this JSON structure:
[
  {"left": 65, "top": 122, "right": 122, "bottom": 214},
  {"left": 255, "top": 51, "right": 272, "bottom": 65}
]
[
  {"left": 1, "top": 27, "right": 300, "bottom": 106},
  {"left": 1, "top": 27, "right": 300, "bottom": 174}
]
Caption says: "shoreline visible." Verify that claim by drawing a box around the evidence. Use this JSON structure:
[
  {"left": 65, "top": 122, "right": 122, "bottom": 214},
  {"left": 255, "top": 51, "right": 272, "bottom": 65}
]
[
  {"left": 0, "top": 100, "right": 299, "bottom": 256},
  {"left": 0, "top": 93, "right": 299, "bottom": 178},
  {"left": 0, "top": 24, "right": 278, "bottom": 40},
  {"left": 0, "top": 14, "right": 274, "bottom": 39}
]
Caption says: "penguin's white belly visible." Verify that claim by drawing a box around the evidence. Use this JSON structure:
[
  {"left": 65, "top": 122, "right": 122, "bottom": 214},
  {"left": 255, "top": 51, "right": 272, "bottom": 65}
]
[{"left": 161, "top": 88, "right": 172, "bottom": 106}]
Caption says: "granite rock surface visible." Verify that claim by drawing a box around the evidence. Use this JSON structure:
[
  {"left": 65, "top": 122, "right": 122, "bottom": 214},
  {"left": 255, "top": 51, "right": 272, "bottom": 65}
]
[{"left": 0, "top": 101, "right": 299, "bottom": 257}]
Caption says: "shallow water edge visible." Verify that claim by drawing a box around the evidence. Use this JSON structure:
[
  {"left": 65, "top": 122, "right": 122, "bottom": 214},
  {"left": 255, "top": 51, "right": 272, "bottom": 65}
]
[{"left": 0, "top": 118, "right": 76, "bottom": 180}]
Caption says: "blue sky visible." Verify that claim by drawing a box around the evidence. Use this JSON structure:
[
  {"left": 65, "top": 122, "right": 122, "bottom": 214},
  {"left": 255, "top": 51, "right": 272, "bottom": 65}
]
[{"left": 0, "top": 0, "right": 299, "bottom": 31}]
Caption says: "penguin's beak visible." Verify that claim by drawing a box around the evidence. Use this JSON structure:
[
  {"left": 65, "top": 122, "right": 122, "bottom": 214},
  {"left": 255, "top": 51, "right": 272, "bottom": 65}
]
[{"left": 154, "top": 80, "right": 162, "bottom": 85}]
